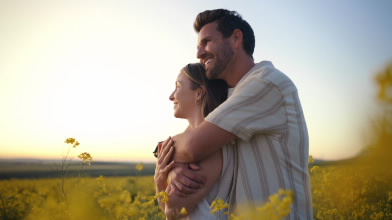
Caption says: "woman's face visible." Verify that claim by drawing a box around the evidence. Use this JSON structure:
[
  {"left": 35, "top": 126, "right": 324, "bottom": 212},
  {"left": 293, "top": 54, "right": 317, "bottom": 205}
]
[{"left": 169, "top": 72, "right": 199, "bottom": 119}]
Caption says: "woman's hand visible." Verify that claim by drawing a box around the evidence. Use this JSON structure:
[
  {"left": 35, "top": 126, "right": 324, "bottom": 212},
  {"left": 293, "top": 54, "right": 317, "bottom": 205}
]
[{"left": 154, "top": 137, "right": 175, "bottom": 192}]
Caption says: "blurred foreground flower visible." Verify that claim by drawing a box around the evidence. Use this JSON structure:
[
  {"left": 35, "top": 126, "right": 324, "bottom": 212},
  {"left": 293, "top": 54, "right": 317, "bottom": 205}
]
[
  {"left": 136, "top": 163, "right": 144, "bottom": 171},
  {"left": 156, "top": 191, "right": 169, "bottom": 203},
  {"left": 230, "top": 213, "right": 241, "bottom": 220},
  {"left": 210, "top": 199, "right": 229, "bottom": 214},
  {"left": 78, "top": 152, "right": 93, "bottom": 165},
  {"left": 180, "top": 207, "right": 188, "bottom": 215},
  {"left": 257, "top": 189, "right": 293, "bottom": 219},
  {"left": 234, "top": 189, "right": 293, "bottom": 220},
  {"left": 376, "top": 62, "right": 392, "bottom": 103}
]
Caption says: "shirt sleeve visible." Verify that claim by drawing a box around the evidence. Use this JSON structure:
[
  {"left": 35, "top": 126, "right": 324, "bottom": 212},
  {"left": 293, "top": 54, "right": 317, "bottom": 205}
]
[{"left": 206, "top": 77, "right": 288, "bottom": 142}]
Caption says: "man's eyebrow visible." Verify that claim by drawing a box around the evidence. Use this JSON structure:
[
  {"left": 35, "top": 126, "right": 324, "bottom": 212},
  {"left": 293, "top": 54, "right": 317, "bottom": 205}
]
[
  {"left": 198, "top": 36, "right": 211, "bottom": 48},
  {"left": 201, "top": 36, "right": 210, "bottom": 42}
]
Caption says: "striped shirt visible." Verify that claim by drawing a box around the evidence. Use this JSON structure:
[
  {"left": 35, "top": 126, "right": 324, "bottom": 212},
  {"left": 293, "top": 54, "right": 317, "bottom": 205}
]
[{"left": 205, "top": 61, "right": 313, "bottom": 220}]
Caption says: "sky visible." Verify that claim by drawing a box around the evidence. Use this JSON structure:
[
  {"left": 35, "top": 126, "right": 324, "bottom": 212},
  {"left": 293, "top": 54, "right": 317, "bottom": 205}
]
[{"left": 0, "top": 0, "right": 391, "bottom": 162}]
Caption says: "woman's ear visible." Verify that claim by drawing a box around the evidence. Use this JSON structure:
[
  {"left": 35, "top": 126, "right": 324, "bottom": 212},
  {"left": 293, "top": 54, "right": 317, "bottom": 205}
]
[{"left": 195, "top": 87, "right": 205, "bottom": 103}]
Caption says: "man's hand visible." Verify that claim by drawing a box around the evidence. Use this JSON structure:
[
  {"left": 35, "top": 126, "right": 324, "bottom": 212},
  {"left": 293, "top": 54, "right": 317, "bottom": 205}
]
[{"left": 167, "top": 163, "right": 206, "bottom": 197}]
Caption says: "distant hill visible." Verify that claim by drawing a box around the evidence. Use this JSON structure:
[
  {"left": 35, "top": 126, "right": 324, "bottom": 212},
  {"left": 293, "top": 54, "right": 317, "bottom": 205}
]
[
  {"left": 0, "top": 158, "right": 155, "bottom": 179},
  {"left": 0, "top": 157, "right": 358, "bottom": 180},
  {"left": 312, "top": 158, "right": 354, "bottom": 166}
]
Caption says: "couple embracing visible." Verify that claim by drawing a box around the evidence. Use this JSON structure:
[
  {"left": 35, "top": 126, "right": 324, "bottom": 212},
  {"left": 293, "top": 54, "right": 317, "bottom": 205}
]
[{"left": 154, "top": 9, "right": 312, "bottom": 220}]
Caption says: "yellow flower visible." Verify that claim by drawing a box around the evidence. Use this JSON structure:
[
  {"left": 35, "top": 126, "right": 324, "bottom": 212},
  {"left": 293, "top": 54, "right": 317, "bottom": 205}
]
[
  {"left": 371, "top": 211, "right": 384, "bottom": 220},
  {"left": 180, "top": 207, "right": 188, "bottom": 215},
  {"left": 230, "top": 213, "right": 241, "bottom": 220},
  {"left": 64, "top": 137, "right": 76, "bottom": 144},
  {"left": 311, "top": 166, "right": 320, "bottom": 173},
  {"left": 64, "top": 137, "right": 80, "bottom": 148},
  {"left": 210, "top": 199, "right": 229, "bottom": 214},
  {"left": 96, "top": 175, "right": 105, "bottom": 181},
  {"left": 375, "top": 62, "right": 392, "bottom": 103},
  {"left": 388, "top": 191, "right": 392, "bottom": 202},
  {"left": 78, "top": 152, "right": 93, "bottom": 165},
  {"left": 308, "top": 155, "right": 315, "bottom": 164},
  {"left": 257, "top": 189, "right": 293, "bottom": 219},
  {"left": 156, "top": 191, "right": 169, "bottom": 203},
  {"left": 119, "top": 190, "right": 131, "bottom": 203},
  {"left": 135, "top": 163, "right": 144, "bottom": 171}
]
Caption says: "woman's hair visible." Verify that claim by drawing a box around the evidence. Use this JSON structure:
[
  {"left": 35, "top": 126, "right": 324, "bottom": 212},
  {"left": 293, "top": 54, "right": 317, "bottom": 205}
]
[{"left": 182, "top": 63, "right": 228, "bottom": 117}]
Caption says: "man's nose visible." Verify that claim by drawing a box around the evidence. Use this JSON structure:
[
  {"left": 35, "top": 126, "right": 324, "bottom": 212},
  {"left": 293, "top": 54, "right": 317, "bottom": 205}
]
[{"left": 197, "top": 46, "right": 205, "bottom": 60}]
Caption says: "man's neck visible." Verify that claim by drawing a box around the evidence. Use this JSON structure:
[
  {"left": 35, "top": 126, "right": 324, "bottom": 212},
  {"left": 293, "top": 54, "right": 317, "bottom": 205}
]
[{"left": 224, "top": 56, "right": 255, "bottom": 88}]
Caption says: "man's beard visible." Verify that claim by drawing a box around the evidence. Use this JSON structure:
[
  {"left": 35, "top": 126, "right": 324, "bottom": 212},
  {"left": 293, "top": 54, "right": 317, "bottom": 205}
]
[{"left": 205, "top": 44, "right": 234, "bottom": 80}]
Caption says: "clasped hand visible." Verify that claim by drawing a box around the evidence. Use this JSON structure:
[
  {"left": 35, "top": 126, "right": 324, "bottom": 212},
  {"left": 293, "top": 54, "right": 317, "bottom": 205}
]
[{"left": 154, "top": 137, "right": 206, "bottom": 197}]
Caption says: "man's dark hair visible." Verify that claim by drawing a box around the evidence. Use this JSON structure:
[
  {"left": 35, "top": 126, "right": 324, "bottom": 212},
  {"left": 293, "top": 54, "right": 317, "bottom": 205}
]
[{"left": 194, "top": 9, "right": 255, "bottom": 57}]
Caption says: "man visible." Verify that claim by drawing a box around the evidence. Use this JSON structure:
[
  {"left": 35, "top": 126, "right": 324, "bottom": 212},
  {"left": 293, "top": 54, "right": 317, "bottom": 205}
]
[{"left": 166, "top": 9, "right": 312, "bottom": 219}]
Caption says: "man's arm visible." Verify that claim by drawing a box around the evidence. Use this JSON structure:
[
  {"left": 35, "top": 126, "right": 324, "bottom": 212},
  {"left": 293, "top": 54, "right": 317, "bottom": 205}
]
[
  {"left": 172, "top": 120, "right": 236, "bottom": 163},
  {"left": 164, "top": 151, "right": 223, "bottom": 219}
]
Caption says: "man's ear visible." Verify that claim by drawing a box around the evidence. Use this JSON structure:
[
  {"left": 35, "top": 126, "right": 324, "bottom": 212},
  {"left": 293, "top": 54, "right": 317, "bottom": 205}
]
[{"left": 232, "top": 29, "right": 243, "bottom": 48}]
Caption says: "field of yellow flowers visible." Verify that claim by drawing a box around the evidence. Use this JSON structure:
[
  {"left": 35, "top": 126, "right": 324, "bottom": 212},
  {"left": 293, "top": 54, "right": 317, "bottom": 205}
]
[
  {"left": 0, "top": 155, "right": 391, "bottom": 220},
  {"left": 0, "top": 176, "right": 162, "bottom": 220},
  {"left": 309, "top": 65, "right": 392, "bottom": 220},
  {"left": 1, "top": 127, "right": 391, "bottom": 220}
]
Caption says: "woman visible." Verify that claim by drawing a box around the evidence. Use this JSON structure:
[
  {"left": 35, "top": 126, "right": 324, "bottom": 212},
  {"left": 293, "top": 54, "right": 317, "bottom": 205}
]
[{"left": 154, "top": 63, "right": 235, "bottom": 219}]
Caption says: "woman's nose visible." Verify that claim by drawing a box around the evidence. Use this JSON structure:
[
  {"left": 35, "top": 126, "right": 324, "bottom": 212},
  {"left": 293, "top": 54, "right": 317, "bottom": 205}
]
[{"left": 169, "top": 91, "right": 174, "bottom": 101}]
